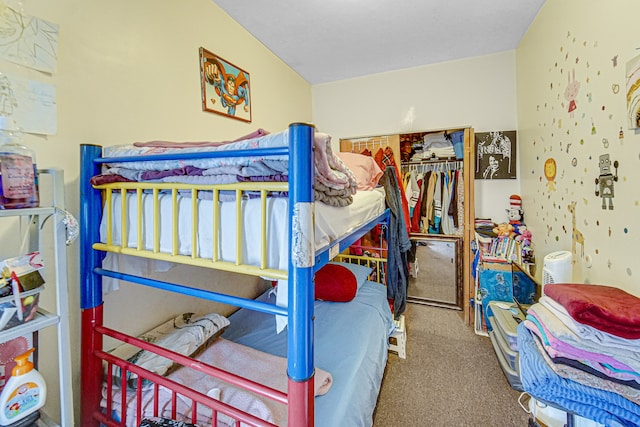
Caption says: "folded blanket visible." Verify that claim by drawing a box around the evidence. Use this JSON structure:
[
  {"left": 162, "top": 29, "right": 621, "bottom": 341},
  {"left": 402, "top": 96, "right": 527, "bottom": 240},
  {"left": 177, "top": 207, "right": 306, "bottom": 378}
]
[
  {"left": 100, "top": 129, "right": 357, "bottom": 207},
  {"left": 529, "top": 322, "right": 640, "bottom": 405},
  {"left": 528, "top": 304, "right": 640, "bottom": 373},
  {"left": 313, "top": 132, "right": 357, "bottom": 195},
  {"left": 518, "top": 323, "right": 640, "bottom": 427},
  {"left": 544, "top": 284, "right": 640, "bottom": 339},
  {"left": 133, "top": 128, "right": 270, "bottom": 148},
  {"left": 524, "top": 315, "right": 640, "bottom": 381},
  {"left": 103, "top": 338, "right": 332, "bottom": 427},
  {"left": 109, "top": 312, "right": 230, "bottom": 389},
  {"left": 540, "top": 296, "right": 640, "bottom": 352}
]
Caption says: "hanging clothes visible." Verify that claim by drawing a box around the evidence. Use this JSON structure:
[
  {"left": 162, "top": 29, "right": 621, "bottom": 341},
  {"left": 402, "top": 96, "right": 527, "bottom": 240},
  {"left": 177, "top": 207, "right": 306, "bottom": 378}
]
[
  {"left": 375, "top": 147, "right": 411, "bottom": 234},
  {"left": 410, "top": 172, "right": 424, "bottom": 233},
  {"left": 429, "top": 173, "right": 442, "bottom": 234},
  {"left": 380, "top": 166, "right": 411, "bottom": 319}
]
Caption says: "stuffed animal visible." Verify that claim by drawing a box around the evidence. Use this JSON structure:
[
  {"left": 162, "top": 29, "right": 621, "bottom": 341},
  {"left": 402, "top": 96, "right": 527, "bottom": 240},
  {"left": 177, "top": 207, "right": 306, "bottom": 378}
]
[
  {"left": 515, "top": 227, "right": 532, "bottom": 246},
  {"left": 507, "top": 194, "right": 524, "bottom": 224},
  {"left": 515, "top": 226, "right": 534, "bottom": 264},
  {"left": 493, "top": 222, "right": 515, "bottom": 238}
]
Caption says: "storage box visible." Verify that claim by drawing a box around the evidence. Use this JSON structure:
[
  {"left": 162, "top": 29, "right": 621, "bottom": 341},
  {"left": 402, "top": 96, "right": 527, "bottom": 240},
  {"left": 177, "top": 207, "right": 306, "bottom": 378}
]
[
  {"left": 0, "top": 252, "right": 45, "bottom": 330},
  {"left": 488, "top": 329, "right": 522, "bottom": 391},
  {"left": 487, "top": 300, "right": 525, "bottom": 351},
  {"left": 488, "top": 314, "right": 519, "bottom": 372},
  {"left": 0, "top": 287, "right": 42, "bottom": 330}
]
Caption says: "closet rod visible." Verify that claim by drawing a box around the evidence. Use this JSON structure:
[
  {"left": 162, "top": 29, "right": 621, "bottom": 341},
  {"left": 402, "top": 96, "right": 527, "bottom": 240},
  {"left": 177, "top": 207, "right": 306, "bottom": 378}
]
[{"left": 403, "top": 158, "right": 460, "bottom": 165}]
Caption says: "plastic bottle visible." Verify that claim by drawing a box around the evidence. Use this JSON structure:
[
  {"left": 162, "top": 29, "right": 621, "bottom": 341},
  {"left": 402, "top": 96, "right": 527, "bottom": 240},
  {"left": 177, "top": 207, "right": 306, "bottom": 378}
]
[
  {"left": 0, "top": 348, "right": 46, "bottom": 426},
  {"left": 0, "top": 117, "right": 39, "bottom": 209}
]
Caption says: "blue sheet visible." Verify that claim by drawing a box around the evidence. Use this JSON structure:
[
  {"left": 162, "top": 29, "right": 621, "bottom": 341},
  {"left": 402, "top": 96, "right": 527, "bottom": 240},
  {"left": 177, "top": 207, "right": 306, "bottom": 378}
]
[
  {"left": 223, "top": 280, "right": 394, "bottom": 427},
  {"left": 518, "top": 323, "right": 640, "bottom": 427}
]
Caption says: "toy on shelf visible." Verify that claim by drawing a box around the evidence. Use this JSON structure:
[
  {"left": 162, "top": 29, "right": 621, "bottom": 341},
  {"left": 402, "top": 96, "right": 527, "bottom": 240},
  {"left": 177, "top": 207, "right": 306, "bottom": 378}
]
[
  {"left": 507, "top": 194, "right": 524, "bottom": 225},
  {"left": 493, "top": 222, "right": 515, "bottom": 238}
]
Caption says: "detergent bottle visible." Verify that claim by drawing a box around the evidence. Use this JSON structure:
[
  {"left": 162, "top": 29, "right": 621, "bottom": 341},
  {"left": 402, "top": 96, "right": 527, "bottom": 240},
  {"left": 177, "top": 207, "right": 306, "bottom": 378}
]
[{"left": 0, "top": 348, "right": 46, "bottom": 425}]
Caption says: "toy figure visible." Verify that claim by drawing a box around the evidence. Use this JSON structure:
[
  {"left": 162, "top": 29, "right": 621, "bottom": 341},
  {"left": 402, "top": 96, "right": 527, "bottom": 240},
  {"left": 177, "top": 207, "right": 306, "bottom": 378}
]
[
  {"left": 594, "top": 153, "right": 619, "bottom": 210},
  {"left": 506, "top": 194, "right": 523, "bottom": 225},
  {"left": 515, "top": 226, "right": 535, "bottom": 264}
]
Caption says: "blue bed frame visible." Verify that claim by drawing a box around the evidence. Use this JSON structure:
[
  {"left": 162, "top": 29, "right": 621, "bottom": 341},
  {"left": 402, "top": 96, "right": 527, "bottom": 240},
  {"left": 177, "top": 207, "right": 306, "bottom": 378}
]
[{"left": 79, "top": 123, "right": 390, "bottom": 426}]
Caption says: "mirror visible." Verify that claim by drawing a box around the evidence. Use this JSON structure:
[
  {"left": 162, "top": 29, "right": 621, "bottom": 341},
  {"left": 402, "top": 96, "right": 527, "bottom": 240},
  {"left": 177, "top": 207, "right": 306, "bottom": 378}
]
[{"left": 407, "top": 236, "right": 462, "bottom": 309}]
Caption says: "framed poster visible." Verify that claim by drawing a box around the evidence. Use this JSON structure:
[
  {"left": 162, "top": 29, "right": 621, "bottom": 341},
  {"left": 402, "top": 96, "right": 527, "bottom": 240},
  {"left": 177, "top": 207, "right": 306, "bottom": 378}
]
[
  {"left": 475, "top": 131, "right": 517, "bottom": 180},
  {"left": 199, "top": 47, "right": 251, "bottom": 123}
]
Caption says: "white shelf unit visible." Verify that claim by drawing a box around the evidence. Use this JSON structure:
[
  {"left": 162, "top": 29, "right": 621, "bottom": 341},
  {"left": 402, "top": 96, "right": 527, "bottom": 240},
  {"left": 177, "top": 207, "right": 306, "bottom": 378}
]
[{"left": 0, "top": 168, "right": 73, "bottom": 427}]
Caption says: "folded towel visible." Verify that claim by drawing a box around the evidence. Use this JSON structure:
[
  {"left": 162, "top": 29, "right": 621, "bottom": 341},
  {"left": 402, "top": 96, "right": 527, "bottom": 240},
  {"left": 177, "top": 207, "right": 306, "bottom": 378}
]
[{"left": 544, "top": 284, "right": 640, "bottom": 339}]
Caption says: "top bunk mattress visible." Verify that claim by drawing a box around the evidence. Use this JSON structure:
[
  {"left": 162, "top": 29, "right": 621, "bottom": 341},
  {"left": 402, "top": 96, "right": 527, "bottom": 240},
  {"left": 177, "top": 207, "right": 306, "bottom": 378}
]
[{"left": 100, "top": 187, "right": 386, "bottom": 274}]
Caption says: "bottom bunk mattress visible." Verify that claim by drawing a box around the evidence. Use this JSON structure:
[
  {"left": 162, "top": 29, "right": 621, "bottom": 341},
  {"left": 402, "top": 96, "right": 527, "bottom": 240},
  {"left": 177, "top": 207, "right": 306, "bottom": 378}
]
[
  {"left": 101, "top": 275, "right": 394, "bottom": 426},
  {"left": 223, "top": 278, "right": 395, "bottom": 427}
]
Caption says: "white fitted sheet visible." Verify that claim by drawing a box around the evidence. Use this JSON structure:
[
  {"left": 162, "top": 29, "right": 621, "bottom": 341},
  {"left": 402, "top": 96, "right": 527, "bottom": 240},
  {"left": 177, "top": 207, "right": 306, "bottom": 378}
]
[{"left": 100, "top": 188, "right": 386, "bottom": 289}]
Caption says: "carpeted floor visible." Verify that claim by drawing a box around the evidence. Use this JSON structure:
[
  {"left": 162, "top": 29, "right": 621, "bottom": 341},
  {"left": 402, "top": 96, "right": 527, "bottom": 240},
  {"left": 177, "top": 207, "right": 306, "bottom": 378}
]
[{"left": 373, "top": 303, "right": 531, "bottom": 426}]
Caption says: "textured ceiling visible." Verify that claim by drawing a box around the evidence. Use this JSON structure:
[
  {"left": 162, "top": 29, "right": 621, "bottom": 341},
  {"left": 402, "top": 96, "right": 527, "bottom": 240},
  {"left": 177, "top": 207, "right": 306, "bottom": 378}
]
[{"left": 212, "top": 0, "right": 546, "bottom": 85}]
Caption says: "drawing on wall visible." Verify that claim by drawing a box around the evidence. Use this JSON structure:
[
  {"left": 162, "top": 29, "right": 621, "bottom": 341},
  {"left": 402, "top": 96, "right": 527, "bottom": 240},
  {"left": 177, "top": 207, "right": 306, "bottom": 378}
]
[
  {"left": 544, "top": 158, "right": 557, "bottom": 192},
  {"left": 594, "top": 153, "right": 619, "bottom": 210},
  {"left": 474, "top": 131, "right": 516, "bottom": 180},
  {"left": 565, "top": 68, "right": 580, "bottom": 118},
  {"left": 568, "top": 201, "right": 584, "bottom": 258},
  {"left": 0, "top": 72, "right": 56, "bottom": 135},
  {"left": 199, "top": 47, "right": 251, "bottom": 123},
  {"left": 0, "top": 5, "right": 59, "bottom": 73},
  {"left": 625, "top": 54, "right": 640, "bottom": 129}
]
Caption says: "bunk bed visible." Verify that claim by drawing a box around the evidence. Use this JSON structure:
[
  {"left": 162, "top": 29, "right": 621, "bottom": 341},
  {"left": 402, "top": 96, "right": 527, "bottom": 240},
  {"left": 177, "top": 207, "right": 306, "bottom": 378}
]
[{"left": 79, "top": 123, "right": 394, "bottom": 427}]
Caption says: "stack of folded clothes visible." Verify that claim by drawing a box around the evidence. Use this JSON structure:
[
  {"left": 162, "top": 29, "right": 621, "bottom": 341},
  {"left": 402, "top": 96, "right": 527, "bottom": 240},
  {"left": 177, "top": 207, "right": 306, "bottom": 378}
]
[
  {"left": 409, "top": 132, "right": 456, "bottom": 160},
  {"left": 517, "top": 283, "right": 640, "bottom": 427}
]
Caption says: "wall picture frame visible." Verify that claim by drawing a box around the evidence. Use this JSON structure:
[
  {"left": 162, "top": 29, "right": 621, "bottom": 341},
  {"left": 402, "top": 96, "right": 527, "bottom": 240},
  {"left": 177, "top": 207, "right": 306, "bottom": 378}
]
[
  {"left": 199, "top": 47, "right": 251, "bottom": 123},
  {"left": 474, "top": 131, "right": 517, "bottom": 180}
]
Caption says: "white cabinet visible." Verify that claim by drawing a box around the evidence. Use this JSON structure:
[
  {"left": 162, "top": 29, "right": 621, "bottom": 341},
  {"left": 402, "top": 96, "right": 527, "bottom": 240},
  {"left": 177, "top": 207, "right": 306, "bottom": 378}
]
[{"left": 0, "top": 169, "right": 73, "bottom": 427}]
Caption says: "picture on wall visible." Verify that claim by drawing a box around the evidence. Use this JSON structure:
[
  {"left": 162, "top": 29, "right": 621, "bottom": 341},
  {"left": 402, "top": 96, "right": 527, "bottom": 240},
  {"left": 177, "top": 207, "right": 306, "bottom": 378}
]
[
  {"left": 474, "top": 131, "right": 517, "bottom": 180},
  {"left": 626, "top": 53, "right": 640, "bottom": 129},
  {"left": 199, "top": 47, "right": 251, "bottom": 123}
]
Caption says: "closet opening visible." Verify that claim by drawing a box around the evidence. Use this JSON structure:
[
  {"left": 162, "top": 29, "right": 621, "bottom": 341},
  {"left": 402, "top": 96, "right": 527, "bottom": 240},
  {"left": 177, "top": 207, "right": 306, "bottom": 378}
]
[{"left": 407, "top": 235, "right": 462, "bottom": 310}]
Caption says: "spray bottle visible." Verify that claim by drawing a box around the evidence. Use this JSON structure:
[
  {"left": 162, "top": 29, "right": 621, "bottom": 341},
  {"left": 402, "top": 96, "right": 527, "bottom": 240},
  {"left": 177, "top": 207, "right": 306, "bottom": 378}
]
[{"left": 0, "top": 348, "right": 46, "bottom": 425}]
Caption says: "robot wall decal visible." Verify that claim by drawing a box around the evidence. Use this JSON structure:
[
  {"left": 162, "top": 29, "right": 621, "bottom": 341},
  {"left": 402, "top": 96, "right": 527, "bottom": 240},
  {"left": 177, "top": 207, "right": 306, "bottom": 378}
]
[{"left": 595, "top": 153, "right": 619, "bottom": 210}]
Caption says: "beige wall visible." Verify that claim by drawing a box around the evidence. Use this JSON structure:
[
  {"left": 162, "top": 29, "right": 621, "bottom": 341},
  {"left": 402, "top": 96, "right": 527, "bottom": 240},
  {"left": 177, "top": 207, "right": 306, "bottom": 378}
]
[
  {"left": 5, "top": 0, "right": 311, "bottom": 422},
  {"left": 312, "top": 51, "right": 520, "bottom": 222},
  {"left": 516, "top": 0, "right": 640, "bottom": 293}
]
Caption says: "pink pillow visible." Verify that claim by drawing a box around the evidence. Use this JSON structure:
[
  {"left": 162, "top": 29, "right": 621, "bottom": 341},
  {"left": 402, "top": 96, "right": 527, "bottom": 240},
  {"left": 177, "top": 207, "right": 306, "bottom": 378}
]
[
  {"left": 315, "top": 263, "right": 357, "bottom": 302},
  {"left": 336, "top": 152, "right": 383, "bottom": 191}
]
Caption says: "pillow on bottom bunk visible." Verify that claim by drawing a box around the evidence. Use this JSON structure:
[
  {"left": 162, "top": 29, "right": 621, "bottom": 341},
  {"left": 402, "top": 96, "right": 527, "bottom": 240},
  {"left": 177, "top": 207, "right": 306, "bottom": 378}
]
[
  {"left": 314, "top": 262, "right": 374, "bottom": 302},
  {"left": 109, "top": 312, "right": 230, "bottom": 388},
  {"left": 315, "top": 263, "right": 358, "bottom": 302},
  {"left": 276, "top": 261, "right": 374, "bottom": 331},
  {"left": 329, "top": 261, "right": 373, "bottom": 290}
]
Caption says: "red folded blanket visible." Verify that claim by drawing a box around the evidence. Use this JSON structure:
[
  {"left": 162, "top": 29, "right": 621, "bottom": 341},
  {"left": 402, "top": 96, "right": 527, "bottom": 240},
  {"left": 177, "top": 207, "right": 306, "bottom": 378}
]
[{"left": 544, "top": 283, "right": 640, "bottom": 339}]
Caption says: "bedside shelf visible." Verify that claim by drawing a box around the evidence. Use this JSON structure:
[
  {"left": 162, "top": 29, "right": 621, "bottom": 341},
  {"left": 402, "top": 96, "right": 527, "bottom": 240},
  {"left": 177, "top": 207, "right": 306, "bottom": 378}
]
[
  {"left": 0, "top": 169, "right": 74, "bottom": 427},
  {"left": 0, "top": 308, "right": 59, "bottom": 344}
]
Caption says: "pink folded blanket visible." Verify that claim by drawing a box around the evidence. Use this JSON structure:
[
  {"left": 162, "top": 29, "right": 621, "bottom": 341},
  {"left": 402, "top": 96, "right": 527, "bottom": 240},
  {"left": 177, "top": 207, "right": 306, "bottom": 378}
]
[
  {"left": 133, "top": 128, "right": 270, "bottom": 148},
  {"left": 544, "top": 283, "right": 640, "bottom": 339}
]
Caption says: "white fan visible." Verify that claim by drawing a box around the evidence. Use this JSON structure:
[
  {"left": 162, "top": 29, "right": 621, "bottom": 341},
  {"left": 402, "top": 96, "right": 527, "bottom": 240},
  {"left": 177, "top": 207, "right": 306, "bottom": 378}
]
[{"left": 542, "top": 250, "right": 572, "bottom": 291}]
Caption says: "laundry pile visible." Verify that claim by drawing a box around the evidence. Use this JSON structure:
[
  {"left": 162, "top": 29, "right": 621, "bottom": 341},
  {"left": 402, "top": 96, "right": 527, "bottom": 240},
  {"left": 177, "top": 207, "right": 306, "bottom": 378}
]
[{"left": 517, "top": 283, "right": 640, "bottom": 427}]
